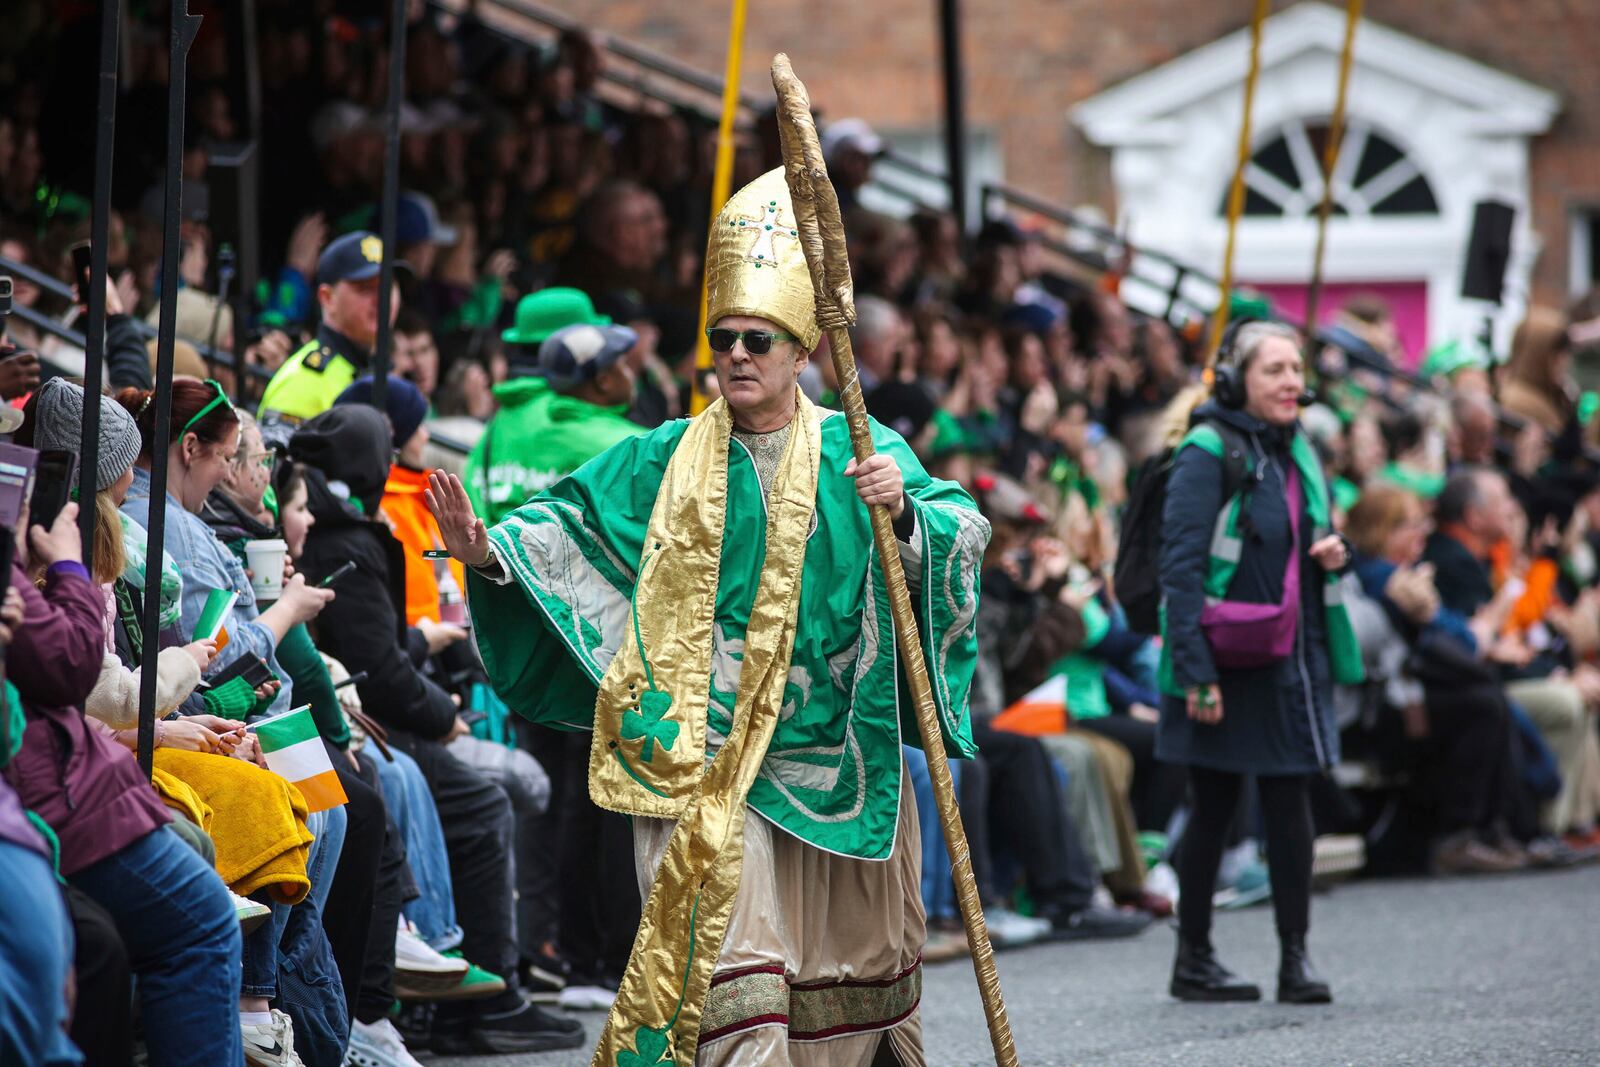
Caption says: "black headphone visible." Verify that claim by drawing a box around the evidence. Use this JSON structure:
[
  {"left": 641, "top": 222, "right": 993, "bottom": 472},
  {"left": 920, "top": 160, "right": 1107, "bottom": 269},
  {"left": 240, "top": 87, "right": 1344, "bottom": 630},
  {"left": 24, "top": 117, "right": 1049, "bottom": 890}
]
[{"left": 1210, "top": 316, "right": 1261, "bottom": 409}]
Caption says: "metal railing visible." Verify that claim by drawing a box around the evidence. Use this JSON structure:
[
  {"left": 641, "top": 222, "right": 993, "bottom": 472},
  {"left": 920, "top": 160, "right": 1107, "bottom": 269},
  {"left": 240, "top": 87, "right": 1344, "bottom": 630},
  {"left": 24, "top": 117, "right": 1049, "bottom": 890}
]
[
  {"left": 0, "top": 253, "right": 477, "bottom": 456},
  {"left": 0, "top": 253, "right": 267, "bottom": 382},
  {"left": 441, "top": 0, "right": 1232, "bottom": 335},
  {"left": 433, "top": 0, "right": 752, "bottom": 119},
  {"left": 979, "top": 182, "right": 1225, "bottom": 327}
]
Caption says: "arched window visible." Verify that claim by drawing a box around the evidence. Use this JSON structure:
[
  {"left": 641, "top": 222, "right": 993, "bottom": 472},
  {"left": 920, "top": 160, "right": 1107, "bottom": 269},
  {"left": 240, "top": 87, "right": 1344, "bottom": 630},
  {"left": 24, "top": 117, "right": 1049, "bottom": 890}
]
[{"left": 1222, "top": 118, "right": 1439, "bottom": 218}]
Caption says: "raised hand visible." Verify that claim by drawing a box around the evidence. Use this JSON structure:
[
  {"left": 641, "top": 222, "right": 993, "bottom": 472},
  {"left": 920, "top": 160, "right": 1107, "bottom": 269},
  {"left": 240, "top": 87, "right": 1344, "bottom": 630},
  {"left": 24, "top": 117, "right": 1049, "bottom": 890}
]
[
  {"left": 0, "top": 348, "right": 42, "bottom": 400},
  {"left": 425, "top": 470, "right": 492, "bottom": 567},
  {"left": 29, "top": 502, "right": 82, "bottom": 567}
]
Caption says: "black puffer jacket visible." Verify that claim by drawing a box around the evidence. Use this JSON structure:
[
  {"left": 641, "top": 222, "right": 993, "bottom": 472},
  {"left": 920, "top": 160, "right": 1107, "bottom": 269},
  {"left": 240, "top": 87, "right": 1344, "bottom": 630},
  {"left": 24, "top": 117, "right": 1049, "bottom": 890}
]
[{"left": 291, "top": 406, "right": 457, "bottom": 741}]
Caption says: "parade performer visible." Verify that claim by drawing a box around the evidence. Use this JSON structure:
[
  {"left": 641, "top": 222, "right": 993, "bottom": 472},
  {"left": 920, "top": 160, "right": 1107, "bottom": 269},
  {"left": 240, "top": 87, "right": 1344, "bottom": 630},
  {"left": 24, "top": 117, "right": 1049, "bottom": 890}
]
[{"left": 426, "top": 164, "right": 989, "bottom": 1065}]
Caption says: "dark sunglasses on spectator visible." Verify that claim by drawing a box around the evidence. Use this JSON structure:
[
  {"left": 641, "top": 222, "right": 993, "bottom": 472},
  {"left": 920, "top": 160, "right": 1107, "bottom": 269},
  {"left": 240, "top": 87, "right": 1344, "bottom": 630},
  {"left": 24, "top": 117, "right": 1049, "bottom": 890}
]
[{"left": 705, "top": 327, "right": 796, "bottom": 355}]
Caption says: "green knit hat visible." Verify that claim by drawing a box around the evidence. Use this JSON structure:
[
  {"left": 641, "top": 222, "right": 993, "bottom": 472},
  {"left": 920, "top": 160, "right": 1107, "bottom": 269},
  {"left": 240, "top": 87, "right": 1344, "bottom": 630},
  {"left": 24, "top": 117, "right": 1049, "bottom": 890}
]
[{"left": 501, "top": 287, "right": 610, "bottom": 346}]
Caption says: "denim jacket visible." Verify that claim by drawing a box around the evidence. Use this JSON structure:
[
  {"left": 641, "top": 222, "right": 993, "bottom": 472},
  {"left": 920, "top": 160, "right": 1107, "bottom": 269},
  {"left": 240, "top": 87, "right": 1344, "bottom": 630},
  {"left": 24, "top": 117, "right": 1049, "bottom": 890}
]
[{"left": 121, "top": 467, "right": 291, "bottom": 716}]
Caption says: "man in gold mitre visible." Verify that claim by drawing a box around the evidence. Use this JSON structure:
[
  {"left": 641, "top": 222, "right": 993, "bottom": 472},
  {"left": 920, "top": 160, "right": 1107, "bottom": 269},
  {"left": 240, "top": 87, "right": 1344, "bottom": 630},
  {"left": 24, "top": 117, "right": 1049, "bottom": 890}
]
[{"left": 426, "top": 167, "right": 988, "bottom": 1066}]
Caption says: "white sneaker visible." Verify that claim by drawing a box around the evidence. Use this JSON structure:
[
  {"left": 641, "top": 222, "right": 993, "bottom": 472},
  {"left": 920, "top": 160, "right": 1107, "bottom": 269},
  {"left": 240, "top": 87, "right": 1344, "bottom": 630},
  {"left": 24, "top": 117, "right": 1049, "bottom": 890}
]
[
  {"left": 558, "top": 984, "right": 617, "bottom": 1011},
  {"left": 982, "top": 906, "right": 1052, "bottom": 948},
  {"left": 242, "top": 1009, "right": 306, "bottom": 1067},
  {"left": 344, "top": 1018, "right": 425, "bottom": 1067},
  {"left": 231, "top": 890, "right": 272, "bottom": 935},
  {"left": 1312, "top": 833, "right": 1366, "bottom": 882},
  {"left": 394, "top": 919, "right": 468, "bottom": 995},
  {"left": 1145, "top": 861, "right": 1180, "bottom": 907}
]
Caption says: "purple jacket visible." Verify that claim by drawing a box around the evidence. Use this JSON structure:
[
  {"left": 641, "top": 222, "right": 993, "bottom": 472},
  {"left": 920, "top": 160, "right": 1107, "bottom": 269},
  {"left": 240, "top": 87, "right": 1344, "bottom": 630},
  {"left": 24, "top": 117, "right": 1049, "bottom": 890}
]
[
  {"left": 4, "top": 559, "right": 169, "bottom": 875},
  {"left": 0, "top": 779, "right": 45, "bottom": 857}
]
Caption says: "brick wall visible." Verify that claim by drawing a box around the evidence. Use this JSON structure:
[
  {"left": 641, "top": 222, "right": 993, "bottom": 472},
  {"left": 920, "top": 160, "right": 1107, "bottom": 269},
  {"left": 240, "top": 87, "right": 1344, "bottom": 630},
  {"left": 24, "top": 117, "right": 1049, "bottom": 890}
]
[{"left": 552, "top": 0, "right": 1600, "bottom": 305}]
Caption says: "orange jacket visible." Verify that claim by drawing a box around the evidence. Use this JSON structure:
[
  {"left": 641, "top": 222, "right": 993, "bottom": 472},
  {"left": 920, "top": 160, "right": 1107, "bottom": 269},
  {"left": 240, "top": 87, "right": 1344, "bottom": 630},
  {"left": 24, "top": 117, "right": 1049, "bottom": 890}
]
[{"left": 382, "top": 465, "right": 467, "bottom": 626}]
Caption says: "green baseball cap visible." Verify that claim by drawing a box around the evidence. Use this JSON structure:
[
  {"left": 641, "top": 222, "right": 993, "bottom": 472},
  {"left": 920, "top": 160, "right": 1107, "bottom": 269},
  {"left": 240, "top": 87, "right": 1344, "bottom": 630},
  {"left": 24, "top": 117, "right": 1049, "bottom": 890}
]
[{"left": 501, "top": 287, "right": 611, "bottom": 346}]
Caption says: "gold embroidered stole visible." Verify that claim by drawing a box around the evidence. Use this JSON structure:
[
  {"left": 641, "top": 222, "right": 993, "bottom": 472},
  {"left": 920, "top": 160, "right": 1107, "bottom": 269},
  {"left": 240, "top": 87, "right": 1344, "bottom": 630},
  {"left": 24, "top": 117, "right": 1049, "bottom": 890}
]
[{"left": 590, "top": 390, "right": 820, "bottom": 1067}]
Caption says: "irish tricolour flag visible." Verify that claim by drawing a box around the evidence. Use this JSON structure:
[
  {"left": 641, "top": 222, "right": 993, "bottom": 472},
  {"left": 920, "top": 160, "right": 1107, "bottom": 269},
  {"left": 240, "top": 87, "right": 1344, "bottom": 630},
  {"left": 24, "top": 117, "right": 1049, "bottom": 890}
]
[
  {"left": 991, "top": 674, "right": 1069, "bottom": 737},
  {"left": 251, "top": 706, "right": 348, "bottom": 812}
]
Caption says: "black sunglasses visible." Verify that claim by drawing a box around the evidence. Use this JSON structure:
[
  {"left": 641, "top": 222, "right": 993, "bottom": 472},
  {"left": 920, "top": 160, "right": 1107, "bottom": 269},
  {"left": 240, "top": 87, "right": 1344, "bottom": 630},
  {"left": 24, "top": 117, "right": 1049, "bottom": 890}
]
[{"left": 705, "top": 327, "right": 797, "bottom": 356}]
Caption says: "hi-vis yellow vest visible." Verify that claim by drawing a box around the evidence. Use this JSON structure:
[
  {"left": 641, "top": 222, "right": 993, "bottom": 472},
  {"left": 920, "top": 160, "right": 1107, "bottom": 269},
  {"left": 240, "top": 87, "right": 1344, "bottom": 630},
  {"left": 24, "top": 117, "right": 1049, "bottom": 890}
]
[{"left": 259, "top": 338, "right": 358, "bottom": 423}]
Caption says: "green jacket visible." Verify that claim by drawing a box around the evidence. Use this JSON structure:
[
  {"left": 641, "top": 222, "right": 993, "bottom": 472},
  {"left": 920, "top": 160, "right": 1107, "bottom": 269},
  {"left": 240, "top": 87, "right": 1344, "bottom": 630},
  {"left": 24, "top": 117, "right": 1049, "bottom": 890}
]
[
  {"left": 464, "top": 377, "right": 645, "bottom": 527},
  {"left": 259, "top": 325, "right": 369, "bottom": 424},
  {"left": 1052, "top": 596, "right": 1112, "bottom": 721},
  {"left": 469, "top": 411, "right": 988, "bottom": 859}
]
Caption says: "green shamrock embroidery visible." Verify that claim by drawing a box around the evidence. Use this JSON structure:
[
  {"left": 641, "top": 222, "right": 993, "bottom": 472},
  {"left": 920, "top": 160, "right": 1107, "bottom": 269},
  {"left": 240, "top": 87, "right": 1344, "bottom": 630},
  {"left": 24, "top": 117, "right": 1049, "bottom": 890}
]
[
  {"left": 622, "top": 689, "right": 678, "bottom": 762},
  {"left": 621, "top": 549, "right": 680, "bottom": 765},
  {"left": 617, "top": 1024, "right": 671, "bottom": 1067}
]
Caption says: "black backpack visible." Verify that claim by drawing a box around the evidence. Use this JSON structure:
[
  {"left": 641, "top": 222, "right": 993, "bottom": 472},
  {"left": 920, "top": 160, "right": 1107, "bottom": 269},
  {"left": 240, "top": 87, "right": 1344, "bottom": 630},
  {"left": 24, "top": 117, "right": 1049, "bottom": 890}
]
[{"left": 1115, "top": 420, "right": 1252, "bottom": 635}]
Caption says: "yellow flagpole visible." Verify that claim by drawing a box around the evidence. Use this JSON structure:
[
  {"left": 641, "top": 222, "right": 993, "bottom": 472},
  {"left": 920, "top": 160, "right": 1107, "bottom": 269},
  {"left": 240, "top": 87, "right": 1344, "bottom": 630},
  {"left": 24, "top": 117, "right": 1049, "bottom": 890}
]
[
  {"left": 1303, "top": 0, "right": 1363, "bottom": 333},
  {"left": 1206, "top": 0, "right": 1271, "bottom": 370},
  {"left": 691, "top": 0, "right": 749, "bottom": 415}
]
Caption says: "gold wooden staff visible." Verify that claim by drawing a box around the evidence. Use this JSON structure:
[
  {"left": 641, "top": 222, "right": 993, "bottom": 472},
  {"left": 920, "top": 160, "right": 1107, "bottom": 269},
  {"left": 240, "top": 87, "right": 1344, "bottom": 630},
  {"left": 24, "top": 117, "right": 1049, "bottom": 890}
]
[
  {"left": 1303, "top": 0, "right": 1363, "bottom": 333},
  {"left": 771, "top": 54, "right": 1019, "bottom": 1067},
  {"left": 1204, "top": 0, "right": 1270, "bottom": 369}
]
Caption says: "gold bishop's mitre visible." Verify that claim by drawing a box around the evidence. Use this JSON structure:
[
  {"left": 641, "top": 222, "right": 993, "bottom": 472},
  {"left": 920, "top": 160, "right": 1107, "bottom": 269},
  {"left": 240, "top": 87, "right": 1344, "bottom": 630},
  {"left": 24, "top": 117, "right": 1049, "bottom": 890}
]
[{"left": 704, "top": 167, "right": 821, "bottom": 352}]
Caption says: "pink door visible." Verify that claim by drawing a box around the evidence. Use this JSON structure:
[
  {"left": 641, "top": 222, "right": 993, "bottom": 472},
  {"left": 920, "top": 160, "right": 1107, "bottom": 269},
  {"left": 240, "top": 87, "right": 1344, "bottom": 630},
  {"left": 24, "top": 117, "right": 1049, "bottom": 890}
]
[{"left": 1246, "top": 280, "right": 1429, "bottom": 369}]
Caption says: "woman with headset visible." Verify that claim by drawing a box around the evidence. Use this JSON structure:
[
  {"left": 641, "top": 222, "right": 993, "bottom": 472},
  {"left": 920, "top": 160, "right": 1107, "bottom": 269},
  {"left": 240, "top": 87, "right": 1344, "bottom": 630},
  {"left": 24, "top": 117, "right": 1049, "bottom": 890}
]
[{"left": 1156, "top": 320, "right": 1363, "bottom": 1005}]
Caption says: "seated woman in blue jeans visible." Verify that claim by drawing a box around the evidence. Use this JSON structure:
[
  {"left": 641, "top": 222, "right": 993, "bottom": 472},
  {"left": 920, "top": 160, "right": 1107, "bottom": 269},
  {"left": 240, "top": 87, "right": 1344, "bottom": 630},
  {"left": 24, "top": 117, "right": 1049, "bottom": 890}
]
[
  {"left": 9, "top": 502, "right": 243, "bottom": 1067},
  {"left": 116, "top": 380, "right": 348, "bottom": 1064}
]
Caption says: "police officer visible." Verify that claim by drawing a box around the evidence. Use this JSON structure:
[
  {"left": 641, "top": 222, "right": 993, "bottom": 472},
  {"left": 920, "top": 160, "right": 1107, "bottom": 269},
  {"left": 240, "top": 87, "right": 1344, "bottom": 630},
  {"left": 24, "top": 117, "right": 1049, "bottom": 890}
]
[{"left": 260, "top": 230, "right": 405, "bottom": 423}]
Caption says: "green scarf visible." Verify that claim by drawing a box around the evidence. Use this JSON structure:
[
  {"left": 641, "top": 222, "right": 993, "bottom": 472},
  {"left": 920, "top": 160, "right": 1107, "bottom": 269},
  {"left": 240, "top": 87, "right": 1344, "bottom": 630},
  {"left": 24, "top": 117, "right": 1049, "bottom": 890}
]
[{"left": 119, "top": 512, "right": 183, "bottom": 631}]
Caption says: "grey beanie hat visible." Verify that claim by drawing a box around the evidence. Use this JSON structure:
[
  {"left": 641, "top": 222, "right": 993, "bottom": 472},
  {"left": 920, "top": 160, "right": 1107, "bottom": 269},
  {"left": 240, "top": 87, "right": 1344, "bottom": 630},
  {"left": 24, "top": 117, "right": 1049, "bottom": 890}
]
[{"left": 34, "top": 378, "right": 142, "bottom": 492}]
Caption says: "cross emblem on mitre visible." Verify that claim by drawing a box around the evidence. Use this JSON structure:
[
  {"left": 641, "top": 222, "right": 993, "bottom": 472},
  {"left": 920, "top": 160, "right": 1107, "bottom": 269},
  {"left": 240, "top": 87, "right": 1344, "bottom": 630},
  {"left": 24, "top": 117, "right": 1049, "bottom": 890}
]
[{"left": 727, "top": 199, "right": 799, "bottom": 269}]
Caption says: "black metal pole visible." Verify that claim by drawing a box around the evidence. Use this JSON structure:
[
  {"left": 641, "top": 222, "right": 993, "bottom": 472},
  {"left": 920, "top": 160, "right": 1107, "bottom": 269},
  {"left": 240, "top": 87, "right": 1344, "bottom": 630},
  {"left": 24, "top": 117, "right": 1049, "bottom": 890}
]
[
  {"left": 206, "top": 243, "right": 235, "bottom": 378},
  {"left": 139, "top": 0, "right": 201, "bottom": 780},
  {"left": 937, "top": 0, "right": 969, "bottom": 233},
  {"left": 224, "top": 0, "right": 261, "bottom": 372},
  {"left": 79, "top": 0, "right": 123, "bottom": 574},
  {"left": 373, "top": 0, "right": 407, "bottom": 414}
]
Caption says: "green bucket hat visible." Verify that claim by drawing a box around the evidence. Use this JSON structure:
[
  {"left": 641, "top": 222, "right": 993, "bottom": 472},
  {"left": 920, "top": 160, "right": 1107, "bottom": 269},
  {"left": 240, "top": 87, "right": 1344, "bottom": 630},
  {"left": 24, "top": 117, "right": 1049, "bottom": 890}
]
[{"left": 501, "top": 287, "right": 611, "bottom": 346}]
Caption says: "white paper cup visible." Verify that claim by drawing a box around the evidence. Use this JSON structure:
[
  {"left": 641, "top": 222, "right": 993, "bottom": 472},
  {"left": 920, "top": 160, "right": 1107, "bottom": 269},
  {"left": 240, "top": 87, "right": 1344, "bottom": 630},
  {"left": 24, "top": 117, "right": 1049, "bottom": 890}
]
[{"left": 244, "top": 539, "right": 288, "bottom": 602}]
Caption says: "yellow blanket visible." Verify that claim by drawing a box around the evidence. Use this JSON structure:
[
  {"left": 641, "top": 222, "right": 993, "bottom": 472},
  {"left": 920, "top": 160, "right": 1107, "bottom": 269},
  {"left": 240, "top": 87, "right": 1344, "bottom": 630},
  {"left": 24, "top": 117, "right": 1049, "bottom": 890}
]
[
  {"left": 153, "top": 748, "right": 315, "bottom": 904},
  {"left": 151, "top": 767, "right": 212, "bottom": 829}
]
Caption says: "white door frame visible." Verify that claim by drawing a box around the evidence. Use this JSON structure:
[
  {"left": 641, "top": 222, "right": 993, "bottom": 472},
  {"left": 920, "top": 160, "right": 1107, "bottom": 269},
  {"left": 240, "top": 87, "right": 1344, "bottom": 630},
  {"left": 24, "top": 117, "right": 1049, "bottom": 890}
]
[{"left": 1074, "top": 1, "right": 1558, "bottom": 351}]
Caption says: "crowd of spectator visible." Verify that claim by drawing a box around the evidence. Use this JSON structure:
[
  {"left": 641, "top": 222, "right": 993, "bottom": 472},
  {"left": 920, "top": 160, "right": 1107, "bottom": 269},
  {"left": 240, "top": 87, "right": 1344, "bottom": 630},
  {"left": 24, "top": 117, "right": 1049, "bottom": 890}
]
[{"left": 4, "top": 2, "right": 1600, "bottom": 1065}]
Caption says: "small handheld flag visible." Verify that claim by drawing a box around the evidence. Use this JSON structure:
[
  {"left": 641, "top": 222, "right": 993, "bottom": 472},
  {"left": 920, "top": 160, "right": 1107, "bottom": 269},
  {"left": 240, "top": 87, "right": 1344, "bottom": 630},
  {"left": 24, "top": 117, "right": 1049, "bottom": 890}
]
[
  {"left": 250, "top": 705, "right": 348, "bottom": 812},
  {"left": 194, "top": 588, "right": 240, "bottom": 647},
  {"left": 991, "top": 675, "right": 1069, "bottom": 737}
]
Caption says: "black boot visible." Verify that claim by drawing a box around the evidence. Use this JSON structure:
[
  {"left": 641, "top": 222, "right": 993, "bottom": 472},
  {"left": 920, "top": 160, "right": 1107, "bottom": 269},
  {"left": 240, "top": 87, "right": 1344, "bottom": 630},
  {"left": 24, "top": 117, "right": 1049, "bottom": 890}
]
[
  {"left": 1277, "top": 932, "right": 1332, "bottom": 1004},
  {"left": 1170, "top": 935, "right": 1261, "bottom": 1002}
]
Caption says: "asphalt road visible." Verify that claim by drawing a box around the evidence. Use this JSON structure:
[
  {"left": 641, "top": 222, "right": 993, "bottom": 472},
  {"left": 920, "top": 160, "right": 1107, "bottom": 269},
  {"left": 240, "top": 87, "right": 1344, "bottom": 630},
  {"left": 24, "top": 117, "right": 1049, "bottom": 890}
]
[{"left": 421, "top": 866, "right": 1599, "bottom": 1066}]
